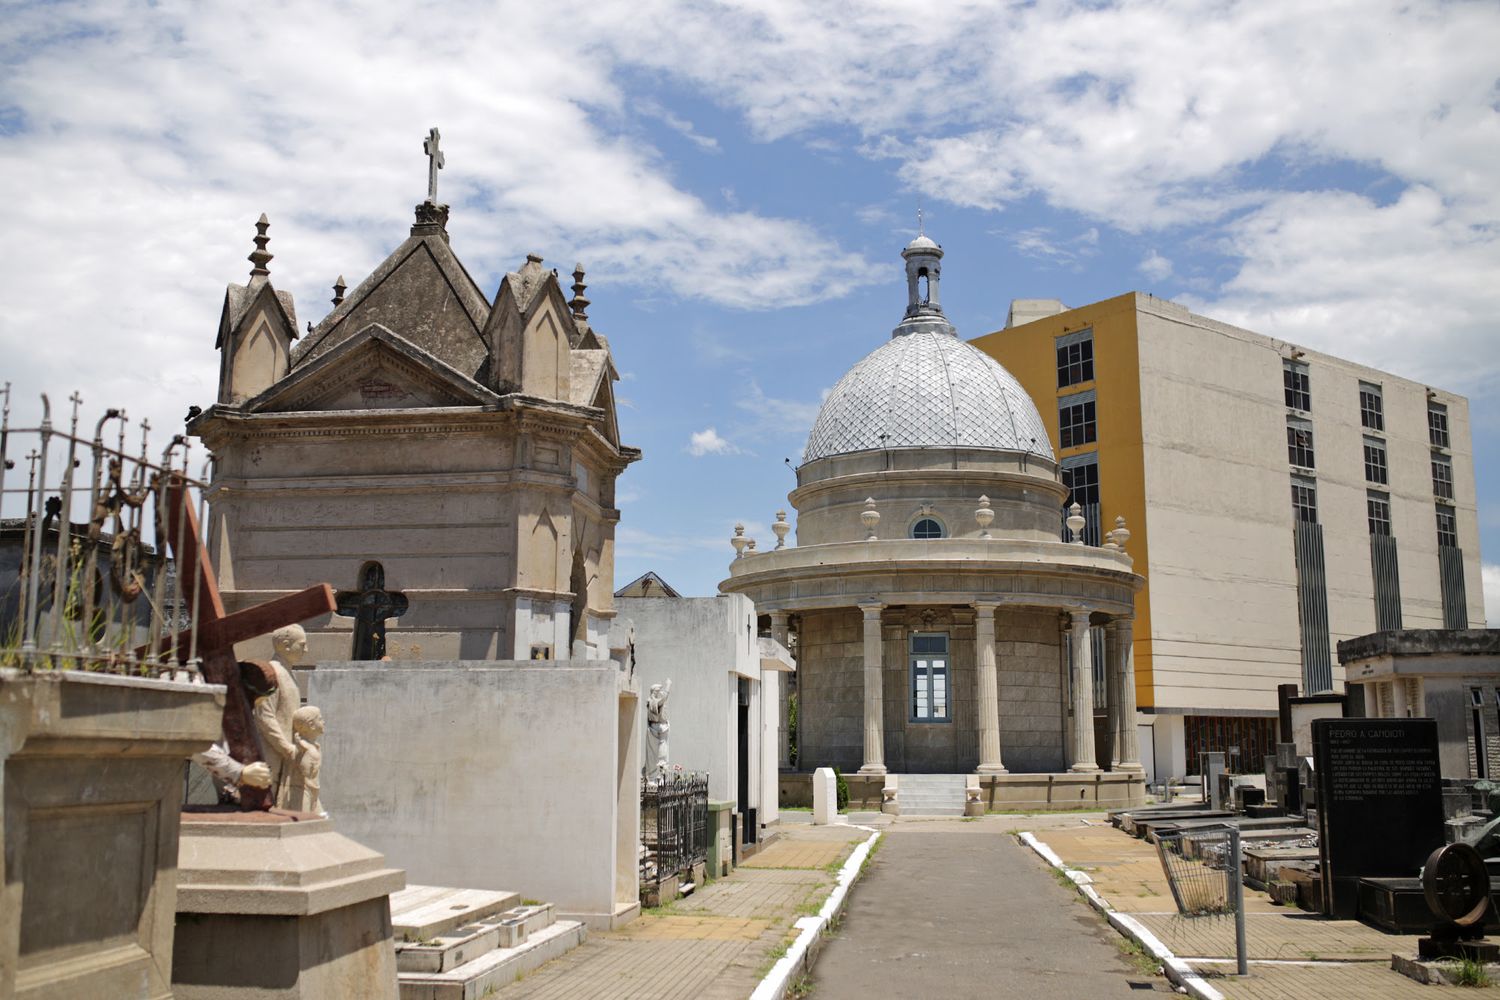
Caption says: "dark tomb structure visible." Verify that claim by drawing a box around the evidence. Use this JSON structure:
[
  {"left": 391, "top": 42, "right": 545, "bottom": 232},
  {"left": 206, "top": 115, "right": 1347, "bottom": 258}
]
[{"left": 1314, "top": 717, "right": 1444, "bottom": 919}]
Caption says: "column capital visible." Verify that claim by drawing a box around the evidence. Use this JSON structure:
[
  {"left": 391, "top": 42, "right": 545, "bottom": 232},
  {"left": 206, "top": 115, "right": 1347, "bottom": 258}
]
[
  {"left": 857, "top": 600, "right": 885, "bottom": 621},
  {"left": 1105, "top": 614, "right": 1135, "bottom": 633},
  {"left": 769, "top": 610, "right": 791, "bottom": 625},
  {"left": 971, "top": 599, "right": 1001, "bottom": 614},
  {"left": 1068, "top": 608, "right": 1094, "bottom": 634}
]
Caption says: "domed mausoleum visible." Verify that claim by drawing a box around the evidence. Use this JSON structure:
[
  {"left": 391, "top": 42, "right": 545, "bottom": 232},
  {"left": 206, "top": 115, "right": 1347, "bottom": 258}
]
[{"left": 721, "top": 235, "right": 1145, "bottom": 810}]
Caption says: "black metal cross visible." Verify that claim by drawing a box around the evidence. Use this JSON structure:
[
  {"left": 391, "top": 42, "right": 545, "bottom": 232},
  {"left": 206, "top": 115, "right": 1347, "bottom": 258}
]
[{"left": 335, "top": 561, "right": 409, "bottom": 660}]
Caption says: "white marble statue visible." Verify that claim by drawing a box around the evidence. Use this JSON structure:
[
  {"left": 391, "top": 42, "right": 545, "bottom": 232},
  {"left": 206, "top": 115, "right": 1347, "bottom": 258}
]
[
  {"left": 255, "top": 624, "right": 307, "bottom": 807},
  {"left": 646, "top": 679, "right": 671, "bottom": 774},
  {"left": 289, "top": 705, "right": 325, "bottom": 816}
]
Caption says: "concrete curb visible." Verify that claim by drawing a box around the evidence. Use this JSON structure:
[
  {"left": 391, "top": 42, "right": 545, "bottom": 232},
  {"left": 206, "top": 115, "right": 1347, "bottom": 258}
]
[
  {"left": 1019, "top": 831, "right": 1226, "bottom": 1000},
  {"left": 749, "top": 825, "right": 882, "bottom": 1000}
]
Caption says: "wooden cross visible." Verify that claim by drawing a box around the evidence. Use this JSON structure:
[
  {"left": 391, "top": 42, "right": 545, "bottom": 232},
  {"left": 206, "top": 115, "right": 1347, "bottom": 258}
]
[
  {"left": 424, "top": 127, "right": 444, "bottom": 203},
  {"left": 335, "top": 561, "right": 408, "bottom": 660},
  {"left": 156, "top": 476, "right": 336, "bottom": 809}
]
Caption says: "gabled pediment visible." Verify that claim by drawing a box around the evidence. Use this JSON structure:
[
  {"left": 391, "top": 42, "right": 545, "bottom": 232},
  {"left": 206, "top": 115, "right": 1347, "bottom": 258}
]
[
  {"left": 292, "top": 234, "right": 491, "bottom": 379},
  {"left": 217, "top": 280, "right": 298, "bottom": 349},
  {"left": 246, "top": 323, "right": 501, "bottom": 413},
  {"left": 486, "top": 258, "right": 584, "bottom": 399}
]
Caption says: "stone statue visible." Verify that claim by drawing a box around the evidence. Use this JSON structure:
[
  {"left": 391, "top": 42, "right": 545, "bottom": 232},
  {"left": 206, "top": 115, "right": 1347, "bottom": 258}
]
[
  {"left": 254, "top": 624, "right": 307, "bottom": 807},
  {"left": 289, "top": 705, "right": 325, "bottom": 816},
  {"left": 646, "top": 680, "right": 671, "bottom": 774},
  {"left": 190, "top": 660, "right": 276, "bottom": 806}
]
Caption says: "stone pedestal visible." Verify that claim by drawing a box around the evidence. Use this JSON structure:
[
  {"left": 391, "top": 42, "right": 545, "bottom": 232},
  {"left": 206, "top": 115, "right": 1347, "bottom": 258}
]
[
  {"left": 812, "top": 767, "right": 838, "bottom": 825},
  {"left": 172, "top": 811, "right": 405, "bottom": 999},
  {"left": 0, "top": 669, "right": 224, "bottom": 1000}
]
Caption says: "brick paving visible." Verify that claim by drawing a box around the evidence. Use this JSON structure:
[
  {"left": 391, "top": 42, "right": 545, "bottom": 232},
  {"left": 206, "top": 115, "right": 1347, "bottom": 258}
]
[
  {"left": 1033, "top": 822, "right": 1437, "bottom": 998},
  {"left": 490, "top": 824, "right": 867, "bottom": 1000}
]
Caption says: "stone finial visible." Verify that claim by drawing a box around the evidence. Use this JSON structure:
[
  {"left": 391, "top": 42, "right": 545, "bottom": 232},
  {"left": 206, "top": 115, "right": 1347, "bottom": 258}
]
[
  {"left": 731, "top": 522, "right": 748, "bottom": 559},
  {"left": 332, "top": 275, "right": 347, "bottom": 307},
  {"left": 861, "top": 498, "right": 880, "bottom": 540},
  {"left": 1067, "top": 502, "right": 1086, "bottom": 545},
  {"left": 772, "top": 509, "right": 790, "bottom": 549},
  {"left": 975, "top": 495, "right": 994, "bottom": 538},
  {"left": 1112, "top": 515, "right": 1130, "bottom": 550},
  {"left": 747, "top": 539, "right": 757, "bottom": 552},
  {"left": 570, "top": 263, "right": 590, "bottom": 320},
  {"left": 248, "top": 213, "right": 272, "bottom": 278}
]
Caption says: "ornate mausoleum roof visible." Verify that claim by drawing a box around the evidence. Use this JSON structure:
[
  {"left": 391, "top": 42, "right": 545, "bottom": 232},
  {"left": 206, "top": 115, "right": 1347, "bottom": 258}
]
[{"left": 801, "top": 237, "right": 1053, "bottom": 465}]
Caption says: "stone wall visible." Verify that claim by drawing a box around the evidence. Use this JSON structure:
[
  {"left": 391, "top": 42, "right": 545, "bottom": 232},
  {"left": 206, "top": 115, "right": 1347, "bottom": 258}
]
[{"left": 796, "top": 605, "right": 1066, "bottom": 774}]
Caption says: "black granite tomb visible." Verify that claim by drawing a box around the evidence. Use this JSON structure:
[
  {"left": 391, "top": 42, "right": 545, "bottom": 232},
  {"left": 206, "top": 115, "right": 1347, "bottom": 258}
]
[{"left": 1314, "top": 717, "right": 1444, "bottom": 919}]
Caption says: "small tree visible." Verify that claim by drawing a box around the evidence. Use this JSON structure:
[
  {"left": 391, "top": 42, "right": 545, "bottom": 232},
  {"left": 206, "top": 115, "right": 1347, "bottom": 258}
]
[
  {"left": 832, "top": 766, "right": 849, "bottom": 811},
  {"left": 787, "top": 693, "right": 798, "bottom": 768}
]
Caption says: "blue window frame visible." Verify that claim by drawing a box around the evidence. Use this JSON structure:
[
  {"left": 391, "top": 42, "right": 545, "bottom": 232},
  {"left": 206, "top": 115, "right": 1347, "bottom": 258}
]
[{"left": 910, "top": 632, "right": 950, "bottom": 722}]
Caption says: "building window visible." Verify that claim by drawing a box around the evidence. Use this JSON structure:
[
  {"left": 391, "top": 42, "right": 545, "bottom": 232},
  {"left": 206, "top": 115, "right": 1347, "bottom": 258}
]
[
  {"left": 1429, "top": 401, "right": 1450, "bottom": 449},
  {"left": 1291, "top": 477, "right": 1318, "bottom": 523},
  {"left": 1061, "top": 455, "right": 1100, "bottom": 508},
  {"left": 910, "top": 517, "right": 945, "bottom": 540},
  {"left": 910, "top": 633, "right": 950, "bottom": 722},
  {"left": 1283, "top": 359, "right": 1311, "bottom": 411},
  {"left": 1363, "top": 437, "right": 1388, "bottom": 485},
  {"left": 1359, "top": 382, "right": 1384, "bottom": 431},
  {"left": 1056, "top": 331, "right": 1094, "bottom": 388},
  {"left": 1287, "top": 418, "right": 1315, "bottom": 469},
  {"left": 1058, "top": 391, "right": 1097, "bottom": 449},
  {"left": 1367, "top": 491, "right": 1392, "bottom": 536},
  {"left": 1432, "top": 454, "right": 1454, "bottom": 500},
  {"left": 1437, "top": 507, "right": 1458, "bottom": 548}
]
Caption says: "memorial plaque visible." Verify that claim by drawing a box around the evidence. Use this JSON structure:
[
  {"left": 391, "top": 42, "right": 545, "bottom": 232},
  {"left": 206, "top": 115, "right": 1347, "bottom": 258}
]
[{"left": 1314, "top": 717, "right": 1443, "bottom": 919}]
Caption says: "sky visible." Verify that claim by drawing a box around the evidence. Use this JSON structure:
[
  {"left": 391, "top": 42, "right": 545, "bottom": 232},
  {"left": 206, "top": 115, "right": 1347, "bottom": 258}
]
[{"left": 1, "top": 0, "right": 1497, "bottom": 620}]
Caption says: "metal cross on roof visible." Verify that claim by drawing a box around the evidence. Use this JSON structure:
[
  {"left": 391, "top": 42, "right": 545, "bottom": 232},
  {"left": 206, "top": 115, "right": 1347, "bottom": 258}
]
[{"left": 424, "top": 127, "right": 444, "bottom": 203}]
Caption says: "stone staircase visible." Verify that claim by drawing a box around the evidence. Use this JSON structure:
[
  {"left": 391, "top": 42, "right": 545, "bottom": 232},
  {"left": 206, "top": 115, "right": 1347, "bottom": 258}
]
[
  {"left": 897, "top": 773, "right": 968, "bottom": 816},
  {"left": 392, "top": 886, "right": 586, "bottom": 1000}
]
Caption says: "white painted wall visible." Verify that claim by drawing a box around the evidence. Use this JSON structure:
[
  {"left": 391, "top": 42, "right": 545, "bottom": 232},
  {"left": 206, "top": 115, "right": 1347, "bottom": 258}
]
[
  {"left": 619, "top": 594, "right": 770, "bottom": 819},
  {"left": 299, "top": 660, "right": 637, "bottom": 926}
]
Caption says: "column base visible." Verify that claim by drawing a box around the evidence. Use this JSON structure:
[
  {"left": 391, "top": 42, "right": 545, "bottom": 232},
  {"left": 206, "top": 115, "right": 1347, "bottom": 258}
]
[
  {"left": 857, "top": 764, "right": 887, "bottom": 776},
  {"left": 975, "top": 764, "right": 1009, "bottom": 776},
  {"left": 1114, "top": 761, "right": 1146, "bottom": 774},
  {"left": 1068, "top": 763, "right": 1102, "bottom": 774}
]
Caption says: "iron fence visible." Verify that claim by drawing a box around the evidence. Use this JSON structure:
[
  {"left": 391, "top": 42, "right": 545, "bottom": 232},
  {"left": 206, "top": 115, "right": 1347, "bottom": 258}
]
[
  {"left": 1155, "top": 825, "right": 1248, "bottom": 974},
  {"left": 1, "top": 386, "right": 208, "bottom": 678},
  {"left": 640, "top": 771, "right": 709, "bottom": 887}
]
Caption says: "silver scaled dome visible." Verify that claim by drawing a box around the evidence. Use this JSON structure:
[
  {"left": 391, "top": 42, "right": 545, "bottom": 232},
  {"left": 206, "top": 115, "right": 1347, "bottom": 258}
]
[{"left": 801, "top": 236, "right": 1054, "bottom": 465}]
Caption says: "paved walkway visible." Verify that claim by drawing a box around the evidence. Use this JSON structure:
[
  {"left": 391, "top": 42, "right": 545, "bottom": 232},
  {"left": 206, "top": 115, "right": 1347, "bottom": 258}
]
[
  {"left": 811, "top": 815, "right": 1160, "bottom": 999},
  {"left": 491, "top": 823, "right": 868, "bottom": 1000},
  {"left": 1035, "top": 822, "right": 1435, "bottom": 998}
]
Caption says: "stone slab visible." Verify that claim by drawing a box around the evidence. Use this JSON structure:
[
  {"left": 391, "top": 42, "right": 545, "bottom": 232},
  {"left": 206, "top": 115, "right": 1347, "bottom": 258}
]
[
  {"left": 398, "top": 919, "right": 586, "bottom": 1000},
  {"left": 1313, "top": 717, "right": 1444, "bottom": 919},
  {"left": 392, "top": 887, "right": 522, "bottom": 941},
  {"left": 397, "top": 905, "right": 554, "bottom": 973}
]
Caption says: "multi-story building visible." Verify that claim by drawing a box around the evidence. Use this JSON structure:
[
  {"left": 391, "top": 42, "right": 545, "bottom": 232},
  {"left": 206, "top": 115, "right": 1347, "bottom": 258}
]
[{"left": 971, "top": 292, "right": 1486, "bottom": 781}]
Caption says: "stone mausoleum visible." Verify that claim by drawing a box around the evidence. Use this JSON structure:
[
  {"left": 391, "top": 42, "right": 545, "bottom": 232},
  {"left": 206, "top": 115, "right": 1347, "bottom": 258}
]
[
  {"left": 190, "top": 171, "right": 637, "bottom": 663},
  {"left": 721, "top": 235, "right": 1147, "bottom": 810}
]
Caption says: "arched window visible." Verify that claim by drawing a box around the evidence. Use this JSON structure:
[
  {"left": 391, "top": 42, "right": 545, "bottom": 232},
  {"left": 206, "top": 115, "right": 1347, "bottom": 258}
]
[
  {"left": 917, "top": 269, "right": 930, "bottom": 303},
  {"left": 910, "top": 517, "right": 944, "bottom": 540}
]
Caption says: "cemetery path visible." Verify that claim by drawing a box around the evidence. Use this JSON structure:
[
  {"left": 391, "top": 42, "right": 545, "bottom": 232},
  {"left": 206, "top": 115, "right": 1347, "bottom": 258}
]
[
  {"left": 487, "top": 823, "right": 868, "bottom": 1000},
  {"left": 810, "top": 816, "right": 1158, "bottom": 999}
]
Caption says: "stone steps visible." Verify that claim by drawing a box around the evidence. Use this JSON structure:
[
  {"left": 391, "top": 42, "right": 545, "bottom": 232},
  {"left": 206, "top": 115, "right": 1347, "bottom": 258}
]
[
  {"left": 897, "top": 774, "right": 968, "bottom": 816},
  {"left": 393, "top": 886, "right": 585, "bottom": 1000}
]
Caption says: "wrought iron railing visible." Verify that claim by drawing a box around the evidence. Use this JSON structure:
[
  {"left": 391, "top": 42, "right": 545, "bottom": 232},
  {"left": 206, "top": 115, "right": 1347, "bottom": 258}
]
[
  {"left": 1, "top": 386, "right": 208, "bottom": 677},
  {"left": 640, "top": 771, "right": 709, "bottom": 887}
]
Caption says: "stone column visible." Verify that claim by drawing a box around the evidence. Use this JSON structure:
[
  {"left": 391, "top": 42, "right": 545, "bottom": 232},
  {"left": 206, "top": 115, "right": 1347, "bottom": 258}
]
[
  {"left": 1106, "top": 620, "right": 1123, "bottom": 768},
  {"left": 771, "top": 611, "right": 792, "bottom": 769},
  {"left": 1110, "top": 616, "right": 1143, "bottom": 772},
  {"left": 973, "top": 600, "right": 1007, "bottom": 774},
  {"left": 1390, "top": 677, "right": 1408, "bottom": 719},
  {"left": 858, "top": 602, "right": 886, "bottom": 775},
  {"left": 1068, "top": 611, "right": 1100, "bottom": 773}
]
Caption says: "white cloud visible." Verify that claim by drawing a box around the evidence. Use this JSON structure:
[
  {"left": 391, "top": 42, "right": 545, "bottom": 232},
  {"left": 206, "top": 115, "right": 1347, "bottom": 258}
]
[
  {"left": 1183, "top": 186, "right": 1500, "bottom": 391},
  {"left": 1009, "top": 226, "right": 1100, "bottom": 267},
  {"left": 1138, "top": 250, "right": 1173, "bottom": 282},
  {"left": 687, "top": 427, "right": 741, "bottom": 456},
  {"left": 1484, "top": 563, "right": 1500, "bottom": 629},
  {"left": 735, "top": 379, "right": 823, "bottom": 439}
]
